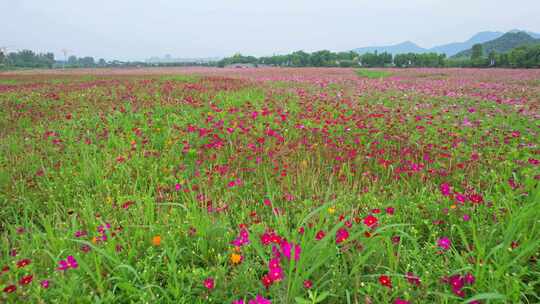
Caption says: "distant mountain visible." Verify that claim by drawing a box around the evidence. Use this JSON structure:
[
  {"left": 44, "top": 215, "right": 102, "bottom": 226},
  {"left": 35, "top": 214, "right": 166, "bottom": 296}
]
[
  {"left": 509, "top": 29, "right": 540, "bottom": 39},
  {"left": 429, "top": 31, "right": 503, "bottom": 56},
  {"left": 453, "top": 32, "right": 540, "bottom": 57},
  {"left": 353, "top": 41, "right": 427, "bottom": 55},
  {"left": 353, "top": 30, "right": 540, "bottom": 56}
]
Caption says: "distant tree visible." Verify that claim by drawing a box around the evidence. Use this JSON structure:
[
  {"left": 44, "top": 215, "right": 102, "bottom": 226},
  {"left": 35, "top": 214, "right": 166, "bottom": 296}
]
[
  {"left": 98, "top": 58, "right": 107, "bottom": 66},
  {"left": 471, "top": 44, "right": 483, "bottom": 60},
  {"left": 0, "top": 51, "right": 4, "bottom": 66},
  {"left": 67, "top": 55, "right": 78, "bottom": 67},
  {"left": 79, "top": 56, "right": 95, "bottom": 67},
  {"left": 290, "top": 50, "right": 310, "bottom": 67},
  {"left": 498, "top": 53, "right": 509, "bottom": 66}
]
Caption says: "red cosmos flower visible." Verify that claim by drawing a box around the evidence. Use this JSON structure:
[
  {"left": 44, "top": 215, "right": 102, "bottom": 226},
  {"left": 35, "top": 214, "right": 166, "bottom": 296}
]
[
  {"left": 336, "top": 228, "right": 350, "bottom": 244},
  {"left": 261, "top": 274, "right": 272, "bottom": 288},
  {"left": 19, "top": 275, "right": 33, "bottom": 285},
  {"left": 1, "top": 265, "right": 9, "bottom": 274},
  {"left": 379, "top": 275, "right": 392, "bottom": 288},
  {"left": 469, "top": 194, "right": 484, "bottom": 204},
  {"left": 363, "top": 215, "right": 378, "bottom": 228},
  {"left": 405, "top": 272, "right": 421, "bottom": 286},
  {"left": 303, "top": 280, "right": 313, "bottom": 289},
  {"left": 260, "top": 233, "right": 272, "bottom": 245},
  {"left": 203, "top": 277, "right": 215, "bottom": 290},
  {"left": 16, "top": 259, "right": 31, "bottom": 268},
  {"left": 385, "top": 207, "right": 395, "bottom": 215},
  {"left": 121, "top": 200, "right": 135, "bottom": 209},
  {"left": 315, "top": 230, "right": 326, "bottom": 240},
  {"left": 3, "top": 284, "right": 16, "bottom": 293}
]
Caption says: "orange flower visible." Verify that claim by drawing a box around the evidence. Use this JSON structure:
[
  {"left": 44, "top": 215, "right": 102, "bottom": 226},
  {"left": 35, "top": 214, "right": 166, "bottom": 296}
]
[
  {"left": 230, "top": 253, "right": 242, "bottom": 265},
  {"left": 152, "top": 235, "right": 161, "bottom": 246}
]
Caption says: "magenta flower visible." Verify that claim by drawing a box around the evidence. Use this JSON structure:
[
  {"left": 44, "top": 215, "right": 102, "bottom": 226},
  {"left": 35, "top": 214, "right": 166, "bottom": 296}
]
[
  {"left": 231, "top": 228, "right": 250, "bottom": 246},
  {"left": 405, "top": 272, "right": 421, "bottom": 286},
  {"left": 394, "top": 299, "right": 410, "bottom": 304},
  {"left": 280, "top": 240, "right": 301, "bottom": 261},
  {"left": 57, "top": 255, "right": 78, "bottom": 271},
  {"left": 336, "top": 228, "right": 350, "bottom": 244},
  {"left": 249, "top": 295, "right": 272, "bottom": 304},
  {"left": 440, "top": 183, "right": 451, "bottom": 196},
  {"left": 437, "top": 237, "right": 451, "bottom": 251},
  {"left": 203, "top": 277, "right": 214, "bottom": 290},
  {"left": 40, "top": 280, "right": 50, "bottom": 289}
]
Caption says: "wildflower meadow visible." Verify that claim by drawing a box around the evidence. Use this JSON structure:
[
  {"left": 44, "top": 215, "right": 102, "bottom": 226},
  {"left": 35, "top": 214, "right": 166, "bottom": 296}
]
[{"left": 0, "top": 67, "right": 539, "bottom": 303}]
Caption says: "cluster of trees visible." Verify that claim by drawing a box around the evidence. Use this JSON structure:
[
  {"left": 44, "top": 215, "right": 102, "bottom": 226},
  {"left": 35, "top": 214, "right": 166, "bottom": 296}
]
[
  {"left": 64, "top": 55, "right": 106, "bottom": 68},
  {"left": 394, "top": 53, "right": 447, "bottom": 67},
  {"left": 449, "top": 43, "right": 540, "bottom": 68},
  {"left": 218, "top": 51, "right": 361, "bottom": 67},
  {"left": 0, "top": 51, "right": 217, "bottom": 70},
  {"left": 0, "top": 50, "right": 55, "bottom": 69},
  {"left": 219, "top": 50, "right": 447, "bottom": 68}
]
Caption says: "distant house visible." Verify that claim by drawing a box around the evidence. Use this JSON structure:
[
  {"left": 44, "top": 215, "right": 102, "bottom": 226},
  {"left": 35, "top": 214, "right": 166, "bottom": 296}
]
[{"left": 225, "top": 63, "right": 256, "bottom": 68}]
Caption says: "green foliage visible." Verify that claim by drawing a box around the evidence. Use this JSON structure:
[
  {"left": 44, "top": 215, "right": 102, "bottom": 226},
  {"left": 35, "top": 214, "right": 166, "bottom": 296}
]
[
  {"left": 4, "top": 49, "right": 55, "bottom": 69},
  {"left": 394, "top": 52, "right": 446, "bottom": 67},
  {"left": 222, "top": 50, "right": 359, "bottom": 67},
  {"left": 471, "top": 44, "right": 483, "bottom": 61},
  {"left": 356, "top": 69, "right": 392, "bottom": 78},
  {"left": 0, "top": 71, "right": 539, "bottom": 303},
  {"left": 359, "top": 51, "right": 392, "bottom": 67}
]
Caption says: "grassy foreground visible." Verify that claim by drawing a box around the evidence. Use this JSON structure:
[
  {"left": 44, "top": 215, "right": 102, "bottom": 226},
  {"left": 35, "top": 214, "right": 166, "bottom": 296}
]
[{"left": 0, "top": 69, "right": 539, "bottom": 303}]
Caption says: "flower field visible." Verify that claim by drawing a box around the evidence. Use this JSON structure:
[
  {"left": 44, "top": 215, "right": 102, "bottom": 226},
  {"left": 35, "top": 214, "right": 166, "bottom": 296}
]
[{"left": 0, "top": 67, "right": 539, "bottom": 303}]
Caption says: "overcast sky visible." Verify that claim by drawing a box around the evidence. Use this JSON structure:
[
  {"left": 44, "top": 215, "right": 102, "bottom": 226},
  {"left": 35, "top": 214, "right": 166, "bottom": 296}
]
[{"left": 2, "top": 0, "right": 539, "bottom": 60}]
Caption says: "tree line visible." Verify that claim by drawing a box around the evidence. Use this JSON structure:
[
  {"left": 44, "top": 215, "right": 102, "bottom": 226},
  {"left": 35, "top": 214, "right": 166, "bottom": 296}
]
[
  {"left": 219, "top": 44, "right": 539, "bottom": 68},
  {"left": 0, "top": 50, "right": 55, "bottom": 69},
  {"left": 449, "top": 43, "right": 540, "bottom": 68},
  {"left": 2, "top": 44, "right": 539, "bottom": 70},
  {"left": 0, "top": 51, "right": 215, "bottom": 70}
]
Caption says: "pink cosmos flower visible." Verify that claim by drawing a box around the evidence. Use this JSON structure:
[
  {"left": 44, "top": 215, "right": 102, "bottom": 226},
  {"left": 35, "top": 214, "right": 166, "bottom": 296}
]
[
  {"left": 58, "top": 255, "right": 78, "bottom": 271},
  {"left": 280, "top": 241, "right": 301, "bottom": 261},
  {"left": 440, "top": 183, "right": 451, "bottom": 196},
  {"left": 203, "top": 277, "right": 215, "bottom": 290},
  {"left": 437, "top": 237, "right": 451, "bottom": 251},
  {"left": 248, "top": 295, "right": 271, "bottom": 304},
  {"left": 336, "top": 228, "right": 350, "bottom": 244}
]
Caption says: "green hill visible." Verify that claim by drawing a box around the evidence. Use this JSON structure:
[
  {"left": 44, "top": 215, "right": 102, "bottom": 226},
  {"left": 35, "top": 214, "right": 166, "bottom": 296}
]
[{"left": 453, "top": 32, "right": 540, "bottom": 58}]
